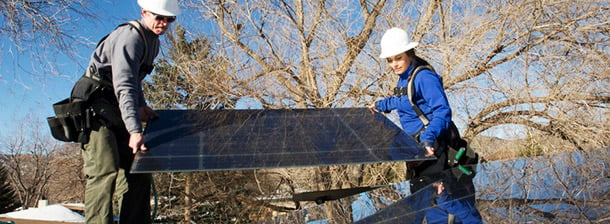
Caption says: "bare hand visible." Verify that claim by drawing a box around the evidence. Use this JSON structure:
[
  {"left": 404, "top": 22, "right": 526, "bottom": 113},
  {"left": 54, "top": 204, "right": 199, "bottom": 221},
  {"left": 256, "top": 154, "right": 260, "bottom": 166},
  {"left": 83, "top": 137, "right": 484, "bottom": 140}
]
[
  {"left": 367, "top": 104, "right": 379, "bottom": 114},
  {"left": 424, "top": 146, "right": 435, "bottom": 157},
  {"left": 433, "top": 182, "right": 445, "bottom": 195},
  {"left": 129, "top": 132, "right": 147, "bottom": 154}
]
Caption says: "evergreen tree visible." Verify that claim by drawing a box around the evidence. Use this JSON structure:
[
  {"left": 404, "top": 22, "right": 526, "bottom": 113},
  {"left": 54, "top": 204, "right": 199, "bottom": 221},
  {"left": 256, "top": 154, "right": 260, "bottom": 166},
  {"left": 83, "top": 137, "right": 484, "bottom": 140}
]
[
  {"left": 0, "top": 165, "right": 21, "bottom": 214},
  {"left": 144, "top": 24, "right": 235, "bottom": 110}
]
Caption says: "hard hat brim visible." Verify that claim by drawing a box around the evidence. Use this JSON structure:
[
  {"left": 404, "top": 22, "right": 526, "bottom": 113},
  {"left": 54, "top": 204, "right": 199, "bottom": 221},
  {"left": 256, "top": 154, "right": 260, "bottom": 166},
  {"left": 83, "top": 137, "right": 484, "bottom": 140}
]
[
  {"left": 379, "top": 42, "right": 419, "bottom": 59},
  {"left": 149, "top": 9, "right": 180, "bottom": 16},
  {"left": 137, "top": 0, "right": 181, "bottom": 16}
]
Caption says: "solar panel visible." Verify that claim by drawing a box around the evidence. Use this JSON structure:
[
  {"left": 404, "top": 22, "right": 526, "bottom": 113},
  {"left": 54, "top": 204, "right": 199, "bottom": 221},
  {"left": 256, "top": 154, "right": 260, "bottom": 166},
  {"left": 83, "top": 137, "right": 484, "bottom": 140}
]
[
  {"left": 354, "top": 184, "right": 435, "bottom": 224},
  {"left": 131, "top": 108, "right": 432, "bottom": 173}
]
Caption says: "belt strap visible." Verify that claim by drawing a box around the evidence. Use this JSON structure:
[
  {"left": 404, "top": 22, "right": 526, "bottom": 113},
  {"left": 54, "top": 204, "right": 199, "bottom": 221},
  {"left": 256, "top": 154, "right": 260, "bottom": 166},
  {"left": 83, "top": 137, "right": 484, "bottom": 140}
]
[{"left": 85, "top": 66, "right": 113, "bottom": 87}]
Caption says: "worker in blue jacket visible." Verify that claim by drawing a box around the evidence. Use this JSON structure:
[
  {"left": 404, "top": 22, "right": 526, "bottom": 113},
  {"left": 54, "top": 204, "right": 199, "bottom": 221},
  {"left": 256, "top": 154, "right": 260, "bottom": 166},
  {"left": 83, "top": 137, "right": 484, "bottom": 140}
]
[
  {"left": 368, "top": 27, "right": 450, "bottom": 178},
  {"left": 368, "top": 27, "right": 449, "bottom": 160},
  {"left": 368, "top": 27, "right": 482, "bottom": 224}
]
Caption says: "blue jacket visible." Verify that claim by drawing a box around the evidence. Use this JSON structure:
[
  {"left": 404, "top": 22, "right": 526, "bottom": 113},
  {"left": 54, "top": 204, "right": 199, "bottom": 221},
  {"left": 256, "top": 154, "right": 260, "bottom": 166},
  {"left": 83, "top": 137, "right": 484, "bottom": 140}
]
[{"left": 375, "top": 61, "right": 452, "bottom": 144}]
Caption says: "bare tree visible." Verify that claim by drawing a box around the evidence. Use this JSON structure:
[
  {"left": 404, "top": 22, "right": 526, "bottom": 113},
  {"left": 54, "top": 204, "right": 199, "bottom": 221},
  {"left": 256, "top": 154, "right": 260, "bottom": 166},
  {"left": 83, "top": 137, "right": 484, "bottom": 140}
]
[
  {"left": 191, "top": 0, "right": 608, "bottom": 152},
  {"left": 46, "top": 143, "right": 85, "bottom": 204},
  {"left": 475, "top": 148, "right": 610, "bottom": 223},
  {"left": 0, "top": 0, "right": 96, "bottom": 76},
  {"left": 194, "top": 0, "right": 391, "bottom": 109},
  {"left": 0, "top": 116, "right": 62, "bottom": 208}
]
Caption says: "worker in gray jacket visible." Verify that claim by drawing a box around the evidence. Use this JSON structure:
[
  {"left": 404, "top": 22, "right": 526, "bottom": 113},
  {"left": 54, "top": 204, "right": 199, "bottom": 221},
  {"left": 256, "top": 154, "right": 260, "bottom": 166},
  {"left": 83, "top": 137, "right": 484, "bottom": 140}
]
[{"left": 70, "top": 0, "right": 180, "bottom": 223}]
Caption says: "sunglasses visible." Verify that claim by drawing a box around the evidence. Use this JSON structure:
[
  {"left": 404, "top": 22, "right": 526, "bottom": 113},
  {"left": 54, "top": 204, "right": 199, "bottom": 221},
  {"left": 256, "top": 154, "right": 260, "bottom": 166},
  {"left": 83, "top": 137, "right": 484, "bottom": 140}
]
[{"left": 149, "top": 12, "right": 176, "bottom": 23}]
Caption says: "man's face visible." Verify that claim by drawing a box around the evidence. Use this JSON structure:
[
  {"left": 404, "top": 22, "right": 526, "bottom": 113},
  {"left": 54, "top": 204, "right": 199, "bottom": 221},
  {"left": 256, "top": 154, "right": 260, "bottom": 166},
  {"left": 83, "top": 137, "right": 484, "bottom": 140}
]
[
  {"left": 142, "top": 10, "right": 176, "bottom": 35},
  {"left": 386, "top": 52, "right": 410, "bottom": 75}
]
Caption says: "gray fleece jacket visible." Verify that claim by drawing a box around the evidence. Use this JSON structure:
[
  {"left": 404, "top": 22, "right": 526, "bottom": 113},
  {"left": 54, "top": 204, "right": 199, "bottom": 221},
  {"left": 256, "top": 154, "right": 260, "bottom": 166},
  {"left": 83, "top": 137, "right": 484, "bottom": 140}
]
[{"left": 88, "top": 19, "right": 160, "bottom": 133}]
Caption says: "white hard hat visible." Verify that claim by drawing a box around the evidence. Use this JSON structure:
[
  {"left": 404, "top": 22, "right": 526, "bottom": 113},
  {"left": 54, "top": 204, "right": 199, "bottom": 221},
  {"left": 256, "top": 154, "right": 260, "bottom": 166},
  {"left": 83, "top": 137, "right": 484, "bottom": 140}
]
[
  {"left": 379, "top": 27, "right": 419, "bottom": 58},
  {"left": 138, "top": 0, "right": 181, "bottom": 16}
]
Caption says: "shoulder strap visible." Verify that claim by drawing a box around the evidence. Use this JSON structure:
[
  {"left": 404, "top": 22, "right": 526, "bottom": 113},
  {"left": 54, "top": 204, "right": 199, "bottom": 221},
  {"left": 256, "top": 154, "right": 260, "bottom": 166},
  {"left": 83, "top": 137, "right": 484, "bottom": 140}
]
[
  {"left": 125, "top": 21, "right": 148, "bottom": 64},
  {"left": 95, "top": 20, "right": 148, "bottom": 65},
  {"left": 407, "top": 65, "right": 435, "bottom": 126}
]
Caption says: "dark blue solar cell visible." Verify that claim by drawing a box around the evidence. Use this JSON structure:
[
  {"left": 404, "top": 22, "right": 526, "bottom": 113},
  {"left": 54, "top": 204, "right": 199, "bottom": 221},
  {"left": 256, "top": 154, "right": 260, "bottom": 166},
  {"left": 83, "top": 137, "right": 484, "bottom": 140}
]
[{"left": 131, "top": 108, "right": 432, "bottom": 173}]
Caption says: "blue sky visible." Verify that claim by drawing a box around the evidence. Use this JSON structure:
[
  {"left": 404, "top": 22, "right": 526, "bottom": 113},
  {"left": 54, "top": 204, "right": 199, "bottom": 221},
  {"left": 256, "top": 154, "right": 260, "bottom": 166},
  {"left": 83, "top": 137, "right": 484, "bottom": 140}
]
[{"left": 0, "top": 1, "right": 151, "bottom": 137}]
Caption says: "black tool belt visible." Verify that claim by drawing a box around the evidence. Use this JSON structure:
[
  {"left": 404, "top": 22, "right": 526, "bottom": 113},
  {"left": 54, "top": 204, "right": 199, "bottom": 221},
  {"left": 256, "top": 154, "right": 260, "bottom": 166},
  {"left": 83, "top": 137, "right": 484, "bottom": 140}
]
[
  {"left": 47, "top": 66, "right": 117, "bottom": 144},
  {"left": 72, "top": 67, "right": 115, "bottom": 102}
]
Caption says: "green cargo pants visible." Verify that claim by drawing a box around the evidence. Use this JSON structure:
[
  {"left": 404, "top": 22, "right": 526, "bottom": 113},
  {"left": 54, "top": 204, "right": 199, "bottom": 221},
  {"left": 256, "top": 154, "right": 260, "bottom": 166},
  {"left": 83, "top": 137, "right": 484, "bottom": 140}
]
[{"left": 82, "top": 102, "right": 151, "bottom": 224}]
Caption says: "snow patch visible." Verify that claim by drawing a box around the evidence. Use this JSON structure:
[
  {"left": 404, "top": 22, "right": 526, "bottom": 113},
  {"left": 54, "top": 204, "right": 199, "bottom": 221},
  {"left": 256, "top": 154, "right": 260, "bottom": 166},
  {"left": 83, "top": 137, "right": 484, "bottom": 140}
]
[{"left": 0, "top": 204, "right": 85, "bottom": 222}]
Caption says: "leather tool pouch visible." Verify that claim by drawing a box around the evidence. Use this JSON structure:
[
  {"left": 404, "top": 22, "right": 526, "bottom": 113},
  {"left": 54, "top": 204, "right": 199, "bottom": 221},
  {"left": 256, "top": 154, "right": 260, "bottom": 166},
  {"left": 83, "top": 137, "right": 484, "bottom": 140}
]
[
  {"left": 47, "top": 75, "right": 112, "bottom": 143},
  {"left": 443, "top": 122, "right": 479, "bottom": 167},
  {"left": 47, "top": 98, "right": 89, "bottom": 143}
]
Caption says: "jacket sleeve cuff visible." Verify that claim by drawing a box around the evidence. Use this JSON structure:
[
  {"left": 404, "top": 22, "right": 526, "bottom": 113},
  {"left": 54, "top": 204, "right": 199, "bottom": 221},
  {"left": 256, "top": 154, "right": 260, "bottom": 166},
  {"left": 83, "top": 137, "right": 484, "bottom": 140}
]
[
  {"left": 125, "top": 117, "right": 143, "bottom": 134},
  {"left": 375, "top": 101, "right": 384, "bottom": 112}
]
